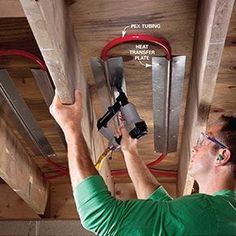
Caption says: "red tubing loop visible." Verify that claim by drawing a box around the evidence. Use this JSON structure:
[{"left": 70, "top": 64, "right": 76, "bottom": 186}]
[
  {"left": 0, "top": 49, "right": 69, "bottom": 180},
  {"left": 0, "top": 49, "right": 47, "bottom": 71},
  {"left": 101, "top": 34, "right": 172, "bottom": 61},
  {"left": 111, "top": 154, "right": 177, "bottom": 178},
  {"left": 101, "top": 35, "right": 174, "bottom": 178}
]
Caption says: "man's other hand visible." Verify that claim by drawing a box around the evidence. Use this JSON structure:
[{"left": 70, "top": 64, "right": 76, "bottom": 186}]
[{"left": 118, "top": 124, "right": 138, "bottom": 156}]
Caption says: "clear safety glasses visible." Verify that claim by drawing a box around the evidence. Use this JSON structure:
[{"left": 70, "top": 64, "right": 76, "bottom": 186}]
[{"left": 196, "top": 132, "right": 228, "bottom": 149}]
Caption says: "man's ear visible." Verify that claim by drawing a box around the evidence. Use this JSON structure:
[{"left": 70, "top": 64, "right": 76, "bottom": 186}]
[{"left": 216, "top": 149, "right": 231, "bottom": 166}]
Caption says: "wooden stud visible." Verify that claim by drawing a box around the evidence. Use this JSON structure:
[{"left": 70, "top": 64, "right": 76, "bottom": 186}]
[
  {"left": 0, "top": 184, "right": 40, "bottom": 219},
  {"left": 19, "top": 0, "right": 75, "bottom": 104},
  {"left": 177, "top": 0, "right": 235, "bottom": 196},
  {"left": 0, "top": 118, "right": 48, "bottom": 214},
  {"left": 50, "top": 183, "right": 78, "bottom": 219},
  {"left": 0, "top": 0, "right": 25, "bottom": 17}
]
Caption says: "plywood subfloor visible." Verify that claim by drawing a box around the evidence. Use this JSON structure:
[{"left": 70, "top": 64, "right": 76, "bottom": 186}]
[
  {"left": 0, "top": 1, "right": 235, "bottom": 219},
  {"left": 69, "top": 0, "right": 199, "bottom": 191}
]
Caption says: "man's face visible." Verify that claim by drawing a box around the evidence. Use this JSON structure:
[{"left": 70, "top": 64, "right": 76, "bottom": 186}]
[{"left": 188, "top": 124, "right": 223, "bottom": 178}]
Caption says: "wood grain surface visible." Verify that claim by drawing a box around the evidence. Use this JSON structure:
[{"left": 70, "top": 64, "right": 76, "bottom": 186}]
[
  {"left": 0, "top": 0, "right": 235, "bottom": 218},
  {"left": 68, "top": 0, "right": 198, "bottom": 188}
]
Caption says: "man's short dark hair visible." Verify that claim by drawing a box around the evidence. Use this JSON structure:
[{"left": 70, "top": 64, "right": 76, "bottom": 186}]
[{"left": 217, "top": 115, "right": 236, "bottom": 178}]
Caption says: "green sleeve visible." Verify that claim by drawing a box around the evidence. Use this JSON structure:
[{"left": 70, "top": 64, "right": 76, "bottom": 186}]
[
  {"left": 147, "top": 186, "right": 173, "bottom": 201},
  {"left": 73, "top": 175, "right": 216, "bottom": 236}
]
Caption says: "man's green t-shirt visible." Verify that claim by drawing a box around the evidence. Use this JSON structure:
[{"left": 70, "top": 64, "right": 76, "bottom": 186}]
[{"left": 73, "top": 175, "right": 236, "bottom": 235}]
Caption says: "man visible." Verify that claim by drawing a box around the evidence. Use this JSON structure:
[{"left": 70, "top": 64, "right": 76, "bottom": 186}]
[{"left": 50, "top": 90, "right": 236, "bottom": 235}]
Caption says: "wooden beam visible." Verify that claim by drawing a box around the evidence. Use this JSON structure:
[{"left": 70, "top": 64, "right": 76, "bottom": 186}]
[
  {"left": 19, "top": 0, "right": 74, "bottom": 104},
  {"left": 0, "top": 118, "right": 48, "bottom": 214},
  {"left": 50, "top": 183, "right": 78, "bottom": 219},
  {"left": 0, "top": 0, "right": 25, "bottom": 17},
  {"left": 0, "top": 220, "right": 93, "bottom": 236},
  {"left": 0, "top": 184, "right": 40, "bottom": 219},
  {"left": 177, "top": 0, "right": 235, "bottom": 196},
  {"left": 19, "top": 0, "right": 114, "bottom": 193}
]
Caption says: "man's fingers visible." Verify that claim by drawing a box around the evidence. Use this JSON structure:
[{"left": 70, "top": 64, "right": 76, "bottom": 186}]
[
  {"left": 133, "top": 138, "right": 138, "bottom": 146},
  {"left": 50, "top": 92, "right": 62, "bottom": 114},
  {"left": 74, "top": 89, "right": 82, "bottom": 104},
  {"left": 119, "top": 120, "right": 125, "bottom": 128},
  {"left": 114, "top": 129, "right": 121, "bottom": 138},
  {"left": 54, "top": 91, "right": 63, "bottom": 106},
  {"left": 119, "top": 125, "right": 129, "bottom": 137}
]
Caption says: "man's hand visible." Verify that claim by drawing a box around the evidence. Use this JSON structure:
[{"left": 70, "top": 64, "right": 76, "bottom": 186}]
[
  {"left": 49, "top": 90, "right": 82, "bottom": 136},
  {"left": 118, "top": 124, "right": 138, "bottom": 156}
]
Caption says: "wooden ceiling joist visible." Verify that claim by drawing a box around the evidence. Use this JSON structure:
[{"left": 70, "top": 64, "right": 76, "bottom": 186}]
[
  {"left": 19, "top": 0, "right": 114, "bottom": 193},
  {"left": 0, "top": 0, "right": 25, "bottom": 18},
  {"left": 0, "top": 118, "right": 48, "bottom": 214},
  {"left": 177, "top": 0, "right": 235, "bottom": 196}
]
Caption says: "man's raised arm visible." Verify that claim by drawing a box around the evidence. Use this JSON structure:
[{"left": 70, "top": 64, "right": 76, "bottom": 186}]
[
  {"left": 119, "top": 126, "right": 162, "bottom": 199},
  {"left": 49, "top": 90, "right": 98, "bottom": 190}
]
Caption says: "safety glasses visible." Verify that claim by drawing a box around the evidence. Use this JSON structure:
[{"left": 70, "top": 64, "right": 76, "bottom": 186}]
[{"left": 196, "top": 132, "right": 228, "bottom": 149}]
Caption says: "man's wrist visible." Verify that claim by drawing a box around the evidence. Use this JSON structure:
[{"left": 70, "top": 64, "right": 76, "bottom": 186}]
[
  {"left": 64, "top": 126, "right": 83, "bottom": 143},
  {"left": 122, "top": 148, "right": 139, "bottom": 159}
]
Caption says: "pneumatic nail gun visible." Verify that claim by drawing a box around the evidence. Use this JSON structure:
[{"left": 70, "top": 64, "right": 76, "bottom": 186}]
[{"left": 97, "top": 88, "right": 148, "bottom": 150}]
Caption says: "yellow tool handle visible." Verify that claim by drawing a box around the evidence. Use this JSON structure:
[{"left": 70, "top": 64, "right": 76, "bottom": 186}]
[{"left": 95, "top": 147, "right": 112, "bottom": 170}]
